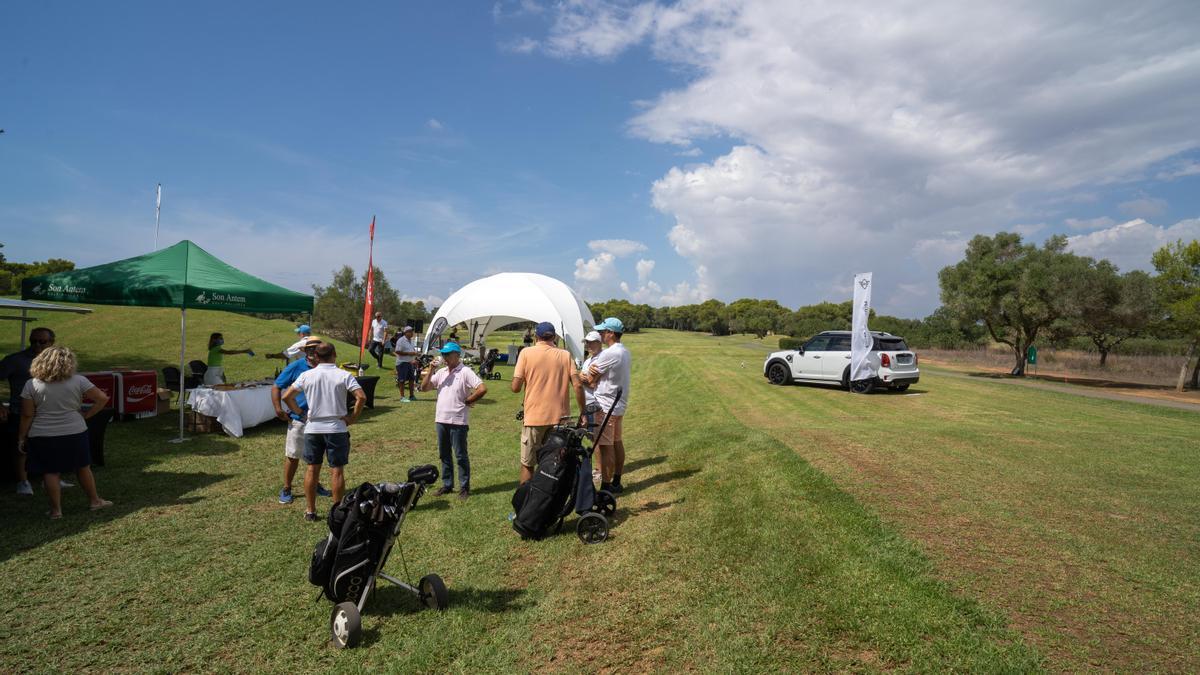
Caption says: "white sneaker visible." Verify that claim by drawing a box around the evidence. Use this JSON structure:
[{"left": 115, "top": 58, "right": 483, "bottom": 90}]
[
  {"left": 59, "top": 478, "right": 75, "bottom": 488},
  {"left": 16, "top": 480, "right": 33, "bottom": 496}
]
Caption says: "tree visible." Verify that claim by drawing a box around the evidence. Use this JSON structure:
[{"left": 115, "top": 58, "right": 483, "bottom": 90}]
[
  {"left": 312, "top": 266, "right": 428, "bottom": 346},
  {"left": 1069, "top": 263, "right": 1160, "bottom": 366},
  {"left": 939, "top": 233, "right": 1089, "bottom": 376},
  {"left": 1152, "top": 239, "right": 1200, "bottom": 390}
]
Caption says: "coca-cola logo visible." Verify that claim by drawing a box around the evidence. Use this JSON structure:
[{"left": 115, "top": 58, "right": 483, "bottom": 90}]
[{"left": 126, "top": 384, "right": 155, "bottom": 402}]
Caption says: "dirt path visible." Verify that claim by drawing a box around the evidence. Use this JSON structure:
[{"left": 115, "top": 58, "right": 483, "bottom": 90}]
[{"left": 925, "top": 366, "right": 1200, "bottom": 412}]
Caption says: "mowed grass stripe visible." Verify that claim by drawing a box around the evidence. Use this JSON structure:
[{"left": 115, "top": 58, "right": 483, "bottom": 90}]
[{"left": 678, "top": 329, "right": 1200, "bottom": 671}]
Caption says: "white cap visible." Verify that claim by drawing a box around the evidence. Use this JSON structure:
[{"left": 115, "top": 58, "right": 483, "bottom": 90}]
[{"left": 584, "top": 331, "right": 602, "bottom": 342}]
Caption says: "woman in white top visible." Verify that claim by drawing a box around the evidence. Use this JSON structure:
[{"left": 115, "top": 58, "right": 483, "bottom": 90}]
[{"left": 18, "top": 346, "right": 113, "bottom": 519}]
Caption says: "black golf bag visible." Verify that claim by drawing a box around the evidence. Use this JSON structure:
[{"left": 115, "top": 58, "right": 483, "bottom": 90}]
[{"left": 511, "top": 389, "right": 621, "bottom": 543}]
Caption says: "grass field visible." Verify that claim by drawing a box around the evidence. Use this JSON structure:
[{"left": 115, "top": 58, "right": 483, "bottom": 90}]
[{"left": 1, "top": 307, "right": 1198, "bottom": 671}]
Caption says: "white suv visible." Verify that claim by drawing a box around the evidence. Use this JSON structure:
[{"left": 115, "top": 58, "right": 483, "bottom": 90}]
[{"left": 763, "top": 330, "right": 920, "bottom": 393}]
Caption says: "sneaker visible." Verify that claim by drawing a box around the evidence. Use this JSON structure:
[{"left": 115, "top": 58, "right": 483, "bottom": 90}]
[
  {"left": 408, "top": 394, "right": 418, "bottom": 401},
  {"left": 400, "top": 397, "right": 410, "bottom": 403},
  {"left": 316, "top": 484, "right": 333, "bottom": 498},
  {"left": 15, "top": 480, "right": 32, "bottom": 496},
  {"left": 434, "top": 486, "right": 453, "bottom": 497},
  {"left": 59, "top": 478, "right": 75, "bottom": 489},
  {"left": 611, "top": 476, "right": 624, "bottom": 494},
  {"left": 600, "top": 482, "right": 613, "bottom": 493},
  {"left": 278, "top": 488, "right": 294, "bottom": 504},
  {"left": 304, "top": 511, "right": 319, "bottom": 522},
  {"left": 458, "top": 487, "right": 469, "bottom": 501}
]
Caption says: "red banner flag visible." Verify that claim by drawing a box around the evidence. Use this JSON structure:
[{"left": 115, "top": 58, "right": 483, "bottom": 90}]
[{"left": 358, "top": 216, "right": 376, "bottom": 371}]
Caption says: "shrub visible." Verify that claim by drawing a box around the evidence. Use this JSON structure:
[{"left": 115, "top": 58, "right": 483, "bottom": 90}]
[{"left": 779, "top": 337, "right": 804, "bottom": 350}]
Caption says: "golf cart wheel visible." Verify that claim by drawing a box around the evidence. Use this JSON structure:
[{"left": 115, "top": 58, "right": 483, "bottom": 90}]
[
  {"left": 767, "top": 362, "right": 792, "bottom": 386},
  {"left": 849, "top": 378, "right": 875, "bottom": 395},
  {"left": 419, "top": 574, "right": 449, "bottom": 611},
  {"left": 330, "top": 602, "right": 362, "bottom": 649},
  {"left": 591, "top": 490, "right": 617, "bottom": 517},
  {"left": 576, "top": 512, "right": 609, "bottom": 544}
]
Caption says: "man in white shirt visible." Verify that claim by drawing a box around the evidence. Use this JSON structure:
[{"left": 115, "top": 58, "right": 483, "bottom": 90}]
[
  {"left": 283, "top": 343, "right": 366, "bottom": 521},
  {"left": 393, "top": 325, "right": 420, "bottom": 402},
  {"left": 419, "top": 342, "right": 487, "bottom": 500},
  {"left": 582, "top": 317, "right": 631, "bottom": 494},
  {"left": 369, "top": 312, "right": 388, "bottom": 369},
  {"left": 269, "top": 324, "right": 313, "bottom": 363}
]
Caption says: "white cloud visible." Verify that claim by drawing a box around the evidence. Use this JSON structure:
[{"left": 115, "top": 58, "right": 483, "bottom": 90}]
[
  {"left": 1118, "top": 197, "right": 1168, "bottom": 218},
  {"left": 426, "top": 118, "right": 445, "bottom": 131},
  {"left": 588, "top": 238, "right": 648, "bottom": 257},
  {"left": 535, "top": 0, "right": 1200, "bottom": 316},
  {"left": 676, "top": 147, "right": 703, "bottom": 157},
  {"left": 574, "top": 251, "right": 616, "bottom": 284},
  {"left": 1155, "top": 160, "right": 1200, "bottom": 181},
  {"left": 635, "top": 258, "right": 655, "bottom": 283},
  {"left": 503, "top": 37, "right": 540, "bottom": 54},
  {"left": 1068, "top": 218, "right": 1200, "bottom": 271},
  {"left": 1065, "top": 216, "right": 1117, "bottom": 231}
]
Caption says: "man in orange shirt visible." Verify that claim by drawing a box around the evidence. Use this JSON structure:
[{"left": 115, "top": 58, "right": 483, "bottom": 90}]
[{"left": 510, "top": 322, "right": 585, "bottom": 484}]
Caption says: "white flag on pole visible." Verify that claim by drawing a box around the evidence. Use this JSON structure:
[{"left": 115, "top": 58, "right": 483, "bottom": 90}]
[
  {"left": 154, "top": 184, "right": 162, "bottom": 249},
  {"left": 850, "top": 272, "right": 874, "bottom": 382}
]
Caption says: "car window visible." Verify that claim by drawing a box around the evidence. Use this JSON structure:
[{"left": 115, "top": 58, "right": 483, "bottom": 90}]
[
  {"left": 826, "top": 336, "right": 852, "bottom": 351},
  {"left": 874, "top": 337, "right": 909, "bottom": 351},
  {"left": 803, "top": 335, "right": 832, "bottom": 351}
]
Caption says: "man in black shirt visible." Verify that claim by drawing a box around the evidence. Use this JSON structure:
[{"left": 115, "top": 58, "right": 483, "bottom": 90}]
[{"left": 1, "top": 327, "right": 56, "bottom": 494}]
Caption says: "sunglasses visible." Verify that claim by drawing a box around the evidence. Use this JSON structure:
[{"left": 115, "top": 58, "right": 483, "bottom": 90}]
[{"left": 31, "top": 339, "right": 54, "bottom": 345}]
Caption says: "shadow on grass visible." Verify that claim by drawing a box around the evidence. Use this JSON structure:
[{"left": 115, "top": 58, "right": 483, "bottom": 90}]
[
  {"left": 621, "top": 455, "right": 667, "bottom": 473},
  {"left": 0, "top": 430, "right": 238, "bottom": 563},
  {"left": 966, "top": 371, "right": 1175, "bottom": 391},
  {"left": 470, "top": 480, "right": 520, "bottom": 496},
  {"left": 622, "top": 468, "right": 700, "bottom": 496}
]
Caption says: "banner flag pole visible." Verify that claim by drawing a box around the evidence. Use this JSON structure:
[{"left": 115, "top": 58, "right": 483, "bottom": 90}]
[
  {"left": 358, "top": 216, "right": 376, "bottom": 376},
  {"left": 154, "top": 184, "right": 162, "bottom": 250}
]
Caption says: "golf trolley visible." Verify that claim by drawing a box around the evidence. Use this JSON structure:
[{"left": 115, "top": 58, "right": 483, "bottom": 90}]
[
  {"left": 478, "top": 348, "right": 502, "bottom": 380},
  {"left": 308, "top": 465, "right": 447, "bottom": 649},
  {"left": 511, "top": 389, "right": 622, "bottom": 544}
]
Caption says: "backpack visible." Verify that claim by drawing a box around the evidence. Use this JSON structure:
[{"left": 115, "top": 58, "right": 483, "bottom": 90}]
[
  {"left": 309, "top": 482, "right": 379, "bottom": 603},
  {"left": 511, "top": 430, "right": 579, "bottom": 540}
]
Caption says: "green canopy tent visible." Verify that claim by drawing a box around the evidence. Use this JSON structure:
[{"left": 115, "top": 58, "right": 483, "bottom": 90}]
[{"left": 21, "top": 240, "right": 314, "bottom": 441}]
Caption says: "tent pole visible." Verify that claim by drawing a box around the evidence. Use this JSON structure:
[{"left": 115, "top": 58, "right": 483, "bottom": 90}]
[
  {"left": 169, "top": 307, "right": 190, "bottom": 444},
  {"left": 20, "top": 309, "right": 28, "bottom": 347}
]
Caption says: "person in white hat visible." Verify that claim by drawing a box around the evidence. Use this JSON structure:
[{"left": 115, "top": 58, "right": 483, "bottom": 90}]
[
  {"left": 581, "top": 317, "right": 631, "bottom": 494},
  {"left": 580, "top": 330, "right": 604, "bottom": 479}
]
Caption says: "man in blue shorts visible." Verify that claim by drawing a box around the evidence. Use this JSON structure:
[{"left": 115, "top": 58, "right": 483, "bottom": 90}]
[
  {"left": 269, "top": 337, "right": 332, "bottom": 505},
  {"left": 393, "top": 325, "right": 420, "bottom": 402},
  {"left": 283, "top": 343, "right": 365, "bottom": 521}
]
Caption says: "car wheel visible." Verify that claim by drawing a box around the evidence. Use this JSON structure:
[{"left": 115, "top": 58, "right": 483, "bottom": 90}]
[
  {"left": 895, "top": 384, "right": 910, "bottom": 392},
  {"left": 767, "top": 363, "right": 792, "bottom": 386}
]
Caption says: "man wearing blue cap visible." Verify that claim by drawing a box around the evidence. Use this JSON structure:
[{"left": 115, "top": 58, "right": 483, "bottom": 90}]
[
  {"left": 420, "top": 342, "right": 487, "bottom": 499},
  {"left": 582, "top": 317, "right": 632, "bottom": 493},
  {"left": 511, "top": 321, "right": 585, "bottom": 484},
  {"left": 276, "top": 324, "right": 313, "bottom": 362}
]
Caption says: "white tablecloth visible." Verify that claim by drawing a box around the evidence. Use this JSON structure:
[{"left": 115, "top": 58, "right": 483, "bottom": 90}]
[{"left": 187, "top": 386, "right": 276, "bottom": 437}]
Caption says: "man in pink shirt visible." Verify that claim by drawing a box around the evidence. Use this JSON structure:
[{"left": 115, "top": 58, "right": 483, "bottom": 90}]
[{"left": 419, "top": 342, "right": 487, "bottom": 500}]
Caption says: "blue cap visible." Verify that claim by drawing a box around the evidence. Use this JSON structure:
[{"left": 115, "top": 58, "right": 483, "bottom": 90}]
[
  {"left": 595, "top": 317, "right": 624, "bottom": 333},
  {"left": 295, "top": 324, "right": 311, "bottom": 334},
  {"left": 535, "top": 322, "right": 556, "bottom": 338},
  {"left": 439, "top": 343, "right": 461, "bottom": 355}
]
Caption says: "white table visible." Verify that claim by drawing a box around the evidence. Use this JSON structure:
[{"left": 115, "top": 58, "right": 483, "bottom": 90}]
[{"left": 187, "top": 386, "right": 276, "bottom": 437}]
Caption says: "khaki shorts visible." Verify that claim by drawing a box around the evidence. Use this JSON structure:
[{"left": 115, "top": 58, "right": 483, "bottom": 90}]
[
  {"left": 595, "top": 415, "right": 623, "bottom": 446},
  {"left": 520, "top": 425, "right": 553, "bottom": 468},
  {"left": 285, "top": 419, "right": 305, "bottom": 459}
]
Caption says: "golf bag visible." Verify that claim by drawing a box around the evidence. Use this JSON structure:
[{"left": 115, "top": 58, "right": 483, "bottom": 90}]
[
  {"left": 511, "top": 430, "right": 577, "bottom": 540},
  {"left": 479, "top": 349, "right": 502, "bottom": 380},
  {"left": 310, "top": 482, "right": 382, "bottom": 604}
]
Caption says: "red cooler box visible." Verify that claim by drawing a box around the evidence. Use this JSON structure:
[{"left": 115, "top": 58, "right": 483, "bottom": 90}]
[
  {"left": 82, "top": 372, "right": 118, "bottom": 410},
  {"left": 114, "top": 370, "right": 158, "bottom": 418}
]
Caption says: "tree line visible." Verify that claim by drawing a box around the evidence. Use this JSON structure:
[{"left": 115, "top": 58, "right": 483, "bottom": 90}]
[
  {"left": 589, "top": 234, "right": 1200, "bottom": 386},
  {"left": 0, "top": 243, "right": 75, "bottom": 294}
]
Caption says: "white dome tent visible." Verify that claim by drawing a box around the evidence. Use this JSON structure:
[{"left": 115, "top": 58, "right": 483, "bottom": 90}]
[{"left": 423, "top": 273, "right": 595, "bottom": 361}]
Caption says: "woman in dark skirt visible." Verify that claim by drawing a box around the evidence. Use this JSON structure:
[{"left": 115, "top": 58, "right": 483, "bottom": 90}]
[{"left": 17, "top": 345, "right": 112, "bottom": 519}]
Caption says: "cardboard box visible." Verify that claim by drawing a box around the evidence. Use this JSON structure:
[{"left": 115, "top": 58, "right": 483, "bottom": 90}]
[{"left": 185, "top": 410, "right": 219, "bottom": 433}]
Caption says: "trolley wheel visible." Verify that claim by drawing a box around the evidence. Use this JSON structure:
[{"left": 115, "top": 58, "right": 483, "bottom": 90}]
[
  {"left": 849, "top": 378, "right": 875, "bottom": 395},
  {"left": 330, "top": 602, "right": 362, "bottom": 649},
  {"left": 419, "top": 574, "right": 449, "bottom": 611},
  {"left": 591, "top": 490, "right": 617, "bottom": 517},
  {"left": 576, "top": 512, "right": 609, "bottom": 544}
]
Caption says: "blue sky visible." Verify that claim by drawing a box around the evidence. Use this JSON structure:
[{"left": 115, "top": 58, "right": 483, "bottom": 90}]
[{"left": 3, "top": 1, "right": 1199, "bottom": 317}]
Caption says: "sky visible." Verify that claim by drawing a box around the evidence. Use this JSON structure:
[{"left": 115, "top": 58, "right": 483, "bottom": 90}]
[{"left": 2, "top": 0, "right": 1198, "bottom": 318}]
